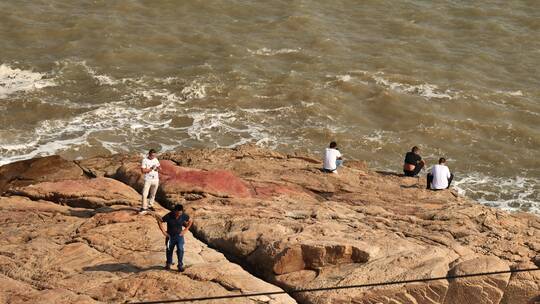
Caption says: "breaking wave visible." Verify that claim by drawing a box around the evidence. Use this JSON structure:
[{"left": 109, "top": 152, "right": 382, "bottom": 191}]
[{"left": 0, "top": 64, "right": 56, "bottom": 98}]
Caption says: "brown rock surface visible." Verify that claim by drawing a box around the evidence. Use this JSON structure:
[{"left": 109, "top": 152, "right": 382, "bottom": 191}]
[
  {"left": 7, "top": 177, "right": 141, "bottom": 209},
  {"left": 0, "top": 155, "right": 86, "bottom": 194},
  {"left": 115, "top": 145, "right": 539, "bottom": 304},
  {"left": 0, "top": 195, "right": 296, "bottom": 304},
  {"left": 75, "top": 153, "right": 139, "bottom": 178},
  {"left": 1, "top": 145, "right": 539, "bottom": 304}
]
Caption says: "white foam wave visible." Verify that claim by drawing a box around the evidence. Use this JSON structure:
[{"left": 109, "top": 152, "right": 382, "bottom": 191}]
[
  {"left": 453, "top": 172, "right": 539, "bottom": 214},
  {"left": 184, "top": 109, "right": 278, "bottom": 148},
  {"left": 350, "top": 70, "right": 458, "bottom": 100},
  {"left": 362, "top": 130, "right": 400, "bottom": 145},
  {"left": 0, "top": 60, "right": 226, "bottom": 166},
  {"left": 85, "top": 65, "right": 115, "bottom": 86},
  {"left": 181, "top": 80, "right": 206, "bottom": 99},
  {"left": 372, "top": 74, "right": 454, "bottom": 99},
  {"left": 247, "top": 47, "right": 301, "bottom": 56},
  {"left": 239, "top": 106, "right": 293, "bottom": 114},
  {"left": 0, "top": 133, "right": 90, "bottom": 166},
  {"left": 495, "top": 90, "right": 524, "bottom": 97},
  {"left": 0, "top": 64, "right": 56, "bottom": 98},
  {"left": 336, "top": 75, "right": 352, "bottom": 82}
]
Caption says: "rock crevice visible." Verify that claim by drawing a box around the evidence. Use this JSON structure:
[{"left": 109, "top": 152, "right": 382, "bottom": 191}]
[{"left": 1, "top": 145, "right": 538, "bottom": 304}]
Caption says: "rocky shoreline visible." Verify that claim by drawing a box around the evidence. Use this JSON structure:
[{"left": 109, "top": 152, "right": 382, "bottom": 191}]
[{"left": 0, "top": 145, "right": 538, "bottom": 304}]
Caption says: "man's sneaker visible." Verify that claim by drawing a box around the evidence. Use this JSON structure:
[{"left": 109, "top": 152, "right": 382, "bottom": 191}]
[
  {"left": 148, "top": 206, "right": 156, "bottom": 211},
  {"left": 165, "top": 264, "right": 171, "bottom": 270},
  {"left": 178, "top": 266, "right": 185, "bottom": 273},
  {"left": 139, "top": 209, "right": 148, "bottom": 215}
]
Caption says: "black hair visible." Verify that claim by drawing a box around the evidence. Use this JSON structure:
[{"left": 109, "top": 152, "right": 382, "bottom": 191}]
[
  {"left": 149, "top": 149, "right": 157, "bottom": 154},
  {"left": 174, "top": 204, "right": 183, "bottom": 211},
  {"left": 411, "top": 146, "right": 419, "bottom": 152},
  {"left": 329, "top": 141, "right": 337, "bottom": 148},
  {"left": 439, "top": 157, "right": 446, "bottom": 164}
]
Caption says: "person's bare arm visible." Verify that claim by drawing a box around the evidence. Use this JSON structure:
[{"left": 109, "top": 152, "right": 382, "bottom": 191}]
[
  {"left": 155, "top": 215, "right": 169, "bottom": 238},
  {"left": 141, "top": 167, "right": 152, "bottom": 174},
  {"left": 180, "top": 218, "right": 193, "bottom": 236}
]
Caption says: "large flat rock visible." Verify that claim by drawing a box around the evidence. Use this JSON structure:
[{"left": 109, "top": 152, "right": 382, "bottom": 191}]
[
  {"left": 0, "top": 155, "right": 86, "bottom": 194},
  {"left": 0, "top": 195, "right": 296, "bottom": 304},
  {"left": 1, "top": 145, "right": 538, "bottom": 304},
  {"left": 116, "top": 145, "right": 539, "bottom": 304},
  {"left": 6, "top": 177, "right": 141, "bottom": 209}
]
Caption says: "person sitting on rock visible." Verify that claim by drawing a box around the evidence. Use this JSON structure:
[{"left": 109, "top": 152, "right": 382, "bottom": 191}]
[
  {"left": 157, "top": 204, "right": 193, "bottom": 272},
  {"left": 323, "top": 141, "right": 343, "bottom": 173},
  {"left": 140, "top": 149, "right": 160, "bottom": 214},
  {"left": 427, "top": 157, "right": 454, "bottom": 190},
  {"left": 403, "top": 146, "right": 425, "bottom": 177}
]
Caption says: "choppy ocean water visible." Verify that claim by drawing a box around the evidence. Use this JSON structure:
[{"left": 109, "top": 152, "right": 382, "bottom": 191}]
[{"left": 0, "top": 0, "right": 538, "bottom": 213}]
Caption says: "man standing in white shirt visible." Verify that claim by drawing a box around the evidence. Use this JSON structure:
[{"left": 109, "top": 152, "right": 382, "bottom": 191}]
[
  {"left": 427, "top": 158, "right": 454, "bottom": 190},
  {"left": 140, "top": 149, "right": 161, "bottom": 214},
  {"left": 323, "top": 141, "right": 343, "bottom": 173}
]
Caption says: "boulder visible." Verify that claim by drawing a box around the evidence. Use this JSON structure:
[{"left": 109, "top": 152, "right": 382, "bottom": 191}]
[
  {"left": 0, "top": 155, "right": 86, "bottom": 194},
  {"left": 500, "top": 262, "right": 540, "bottom": 304},
  {"left": 159, "top": 160, "right": 252, "bottom": 198},
  {"left": 115, "top": 159, "right": 252, "bottom": 208},
  {"left": 444, "top": 256, "right": 511, "bottom": 304},
  {"left": 75, "top": 153, "right": 138, "bottom": 178},
  {"left": 7, "top": 177, "right": 141, "bottom": 209}
]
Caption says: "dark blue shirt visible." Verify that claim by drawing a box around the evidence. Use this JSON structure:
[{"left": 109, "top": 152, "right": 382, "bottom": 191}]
[
  {"left": 162, "top": 212, "right": 190, "bottom": 236},
  {"left": 404, "top": 152, "right": 422, "bottom": 165}
]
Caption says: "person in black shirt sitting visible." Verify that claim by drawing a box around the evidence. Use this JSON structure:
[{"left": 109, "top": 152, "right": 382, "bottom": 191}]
[
  {"left": 157, "top": 204, "right": 193, "bottom": 272},
  {"left": 403, "top": 146, "right": 425, "bottom": 177}
]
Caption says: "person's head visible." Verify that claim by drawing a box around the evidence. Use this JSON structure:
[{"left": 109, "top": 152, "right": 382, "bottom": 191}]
[
  {"left": 411, "top": 146, "right": 420, "bottom": 154},
  {"left": 329, "top": 141, "right": 337, "bottom": 149},
  {"left": 173, "top": 204, "right": 183, "bottom": 216},
  {"left": 439, "top": 157, "right": 446, "bottom": 164},
  {"left": 148, "top": 149, "right": 157, "bottom": 159}
]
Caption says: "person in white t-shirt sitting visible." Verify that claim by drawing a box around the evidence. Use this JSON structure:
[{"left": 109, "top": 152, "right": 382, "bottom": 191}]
[
  {"left": 323, "top": 141, "right": 343, "bottom": 173},
  {"left": 426, "top": 158, "right": 454, "bottom": 190},
  {"left": 140, "top": 149, "right": 161, "bottom": 214}
]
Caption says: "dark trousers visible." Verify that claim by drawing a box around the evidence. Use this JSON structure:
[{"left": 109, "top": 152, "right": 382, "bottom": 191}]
[
  {"left": 427, "top": 173, "right": 454, "bottom": 190},
  {"left": 166, "top": 235, "right": 184, "bottom": 269},
  {"left": 403, "top": 162, "right": 424, "bottom": 177}
]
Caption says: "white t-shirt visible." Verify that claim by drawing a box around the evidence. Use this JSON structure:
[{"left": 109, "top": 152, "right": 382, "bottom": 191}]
[
  {"left": 142, "top": 157, "right": 160, "bottom": 181},
  {"left": 430, "top": 164, "right": 451, "bottom": 190},
  {"left": 323, "top": 148, "right": 342, "bottom": 171}
]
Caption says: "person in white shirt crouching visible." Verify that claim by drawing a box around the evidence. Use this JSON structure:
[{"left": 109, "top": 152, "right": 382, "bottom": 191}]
[
  {"left": 427, "top": 157, "right": 454, "bottom": 190},
  {"left": 140, "top": 149, "right": 161, "bottom": 214},
  {"left": 323, "top": 141, "right": 343, "bottom": 174}
]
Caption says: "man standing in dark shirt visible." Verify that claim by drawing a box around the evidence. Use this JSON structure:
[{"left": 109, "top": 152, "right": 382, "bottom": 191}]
[
  {"left": 403, "top": 146, "right": 425, "bottom": 177},
  {"left": 157, "top": 204, "right": 193, "bottom": 272}
]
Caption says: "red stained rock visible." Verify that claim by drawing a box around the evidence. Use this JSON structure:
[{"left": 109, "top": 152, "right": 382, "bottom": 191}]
[{"left": 159, "top": 160, "right": 251, "bottom": 198}]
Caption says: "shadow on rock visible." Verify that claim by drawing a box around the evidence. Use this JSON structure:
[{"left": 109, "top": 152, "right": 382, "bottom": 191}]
[{"left": 83, "top": 263, "right": 164, "bottom": 273}]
